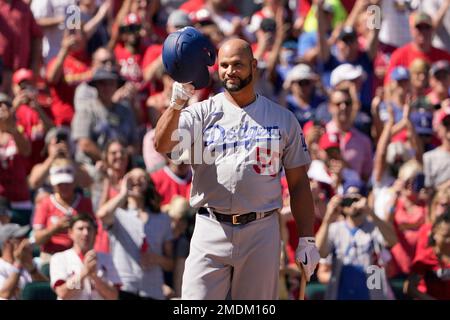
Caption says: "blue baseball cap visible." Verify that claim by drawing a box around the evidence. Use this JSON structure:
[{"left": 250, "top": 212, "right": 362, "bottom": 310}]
[
  {"left": 343, "top": 179, "right": 367, "bottom": 197},
  {"left": 391, "top": 66, "right": 410, "bottom": 81},
  {"left": 411, "top": 110, "right": 433, "bottom": 135}
]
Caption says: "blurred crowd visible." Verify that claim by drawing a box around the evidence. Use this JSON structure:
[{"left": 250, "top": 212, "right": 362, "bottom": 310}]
[{"left": 0, "top": 0, "right": 449, "bottom": 300}]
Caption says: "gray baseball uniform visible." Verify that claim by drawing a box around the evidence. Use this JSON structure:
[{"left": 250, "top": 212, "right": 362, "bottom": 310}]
[{"left": 178, "top": 92, "right": 310, "bottom": 299}]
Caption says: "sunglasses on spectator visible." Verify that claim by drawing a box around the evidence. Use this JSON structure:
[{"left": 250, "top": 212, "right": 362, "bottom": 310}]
[
  {"left": 331, "top": 100, "right": 352, "bottom": 107},
  {"left": 341, "top": 36, "right": 357, "bottom": 44},
  {"left": 415, "top": 24, "right": 432, "bottom": 31},
  {"left": 99, "top": 58, "right": 116, "bottom": 65},
  {"left": 119, "top": 24, "right": 141, "bottom": 34},
  {"left": 0, "top": 100, "right": 12, "bottom": 108},
  {"left": 296, "top": 79, "right": 312, "bottom": 86},
  {"left": 443, "top": 118, "right": 450, "bottom": 129}
]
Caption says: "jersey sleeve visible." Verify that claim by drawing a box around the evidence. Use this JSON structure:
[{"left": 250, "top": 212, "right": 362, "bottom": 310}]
[
  {"left": 282, "top": 113, "right": 311, "bottom": 169},
  {"left": 49, "top": 253, "right": 68, "bottom": 288},
  {"left": 32, "top": 198, "right": 49, "bottom": 230},
  {"left": 176, "top": 102, "right": 204, "bottom": 152}
]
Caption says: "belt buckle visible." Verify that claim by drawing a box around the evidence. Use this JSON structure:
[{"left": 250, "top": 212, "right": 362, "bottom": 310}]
[{"left": 232, "top": 214, "right": 241, "bottom": 225}]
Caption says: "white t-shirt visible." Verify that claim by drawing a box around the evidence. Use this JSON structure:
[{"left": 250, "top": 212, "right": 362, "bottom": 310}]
[
  {"left": 378, "top": 0, "right": 411, "bottom": 48},
  {"left": 31, "top": 0, "right": 76, "bottom": 63},
  {"left": 50, "top": 248, "right": 121, "bottom": 300},
  {"left": 0, "top": 258, "right": 32, "bottom": 300}
]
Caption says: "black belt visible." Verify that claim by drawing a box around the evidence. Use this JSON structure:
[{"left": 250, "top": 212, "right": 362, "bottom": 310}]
[{"left": 198, "top": 207, "right": 275, "bottom": 225}]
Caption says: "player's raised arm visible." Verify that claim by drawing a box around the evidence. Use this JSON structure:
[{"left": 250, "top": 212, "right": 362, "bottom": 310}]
[{"left": 154, "top": 82, "right": 194, "bottom": 154}]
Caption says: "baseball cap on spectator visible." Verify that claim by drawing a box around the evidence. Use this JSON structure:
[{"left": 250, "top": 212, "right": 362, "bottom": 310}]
[
  {"left": 411, "top": 110, "right": 433, "bottom": 135},
  {"left": 0, "top": 93, "right": 12, "bottom": 106},
  {"left": 12, "top": 68, "right": 34, "bottom": 85},
  {"left": 167, "top": 10, "right": 192, "bottom": 29},
  {"left": 409, "top": 11, "right": 433, "bottom": 28},
  {"left": 338, "top": 26, "right": 357, "bottom": 42},
  {"left": 191, "top": 8, "right": 214, "bottom": 26},
  {"left": 284, "top": 63, "right": 316, "bottom": 88},
  {"left": 122, "top": 12, "right": 142, "bottom": 26},
  {"left": 319, "top": 133, "right": 340, "bottom": 151},
  {"left": 0, "top": 197, "right": 12, "bottom": 218},
  {"left": 430, "top": 60, "right": 450, "bottom": 77},
  {"left": 0, "top": 224, "right": 30, "bottom": 250},
  {"left": 88, "top": 67, "right": 121, "bottom": 86},
  {"left": 343, "top": 179, "right": 367, "bottom": 197},
  {"left": 390, "top": 66, "right": 410, "bottom": 81},
  {"left": 49, "top": 160, "right": 75, "bottom": 186},
  {"left": 44, "top": 126, "right": 71, "bottom": 146},
  {"left": 330, "top": 63, "right": 366, "bottom": 87}
]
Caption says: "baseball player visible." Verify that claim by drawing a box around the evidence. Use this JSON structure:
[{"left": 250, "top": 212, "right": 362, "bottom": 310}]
[{"left": 154, "top": 38, "right": 320, "bottom": 299}]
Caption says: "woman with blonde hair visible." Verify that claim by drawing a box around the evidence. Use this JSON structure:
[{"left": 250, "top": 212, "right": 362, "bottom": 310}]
[{"left": 387, "top": 160, "right": 428, "bottom": 278}]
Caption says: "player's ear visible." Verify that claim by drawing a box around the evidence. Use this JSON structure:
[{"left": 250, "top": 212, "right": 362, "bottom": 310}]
[{"left": 251, "top": 58, "right": 257, "bottom": 72}]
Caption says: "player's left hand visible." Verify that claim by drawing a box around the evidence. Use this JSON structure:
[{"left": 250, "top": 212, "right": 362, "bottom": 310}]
[{"left": 295, "top": 237, "right": 320, "bottom": 281}]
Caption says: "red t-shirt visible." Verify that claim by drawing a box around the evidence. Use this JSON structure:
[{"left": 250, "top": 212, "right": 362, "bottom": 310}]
[
  {"left": 15, "top": 104, "right": 47, "bottom": 172},
  {"left": 385, "top": 43, "right": 450, "bottom": 84},
  {"left": 390, "top": 198, "right": 428, "bottom": 275},
  {"left": 47, "top": 54, "right": 91, "bottom": 126},
  {"left": 0, "top": 0, "right": 42, "bottom": 70},
  {"left": 33, "top": 194, "right": 94, "bottom": 254},
  {"left": 0, "top": 135, "right": 30, "bottom": 202},
  {"left": 411, "top": 240, "right": 450, "bottom": 300},
  {"left": 150, "top": 167, "right": 191, "bottom": 206},
  {"left": 114, "top": 42, "right": 146, "bottom": 83}
]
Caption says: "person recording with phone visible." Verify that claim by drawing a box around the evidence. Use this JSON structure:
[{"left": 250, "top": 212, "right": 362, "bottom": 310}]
[
  {"left": 28, "top": 127, "right": 92, "bottom": 204},
  {"left": 32, "top": 158, "right": 95, "bottom": 265},
  {"left": 315, "top": 180, "right": 398, "bottom": 300}
]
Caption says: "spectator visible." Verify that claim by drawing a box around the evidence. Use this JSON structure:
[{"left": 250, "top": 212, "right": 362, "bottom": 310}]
[
  {"left": 427, "top": 60, "right": 450, "bottom": 106},
  {"left": 405, "top": 209, "right": 450, "bottom": 300},
  {"left": 50, "top": 214, "right": 120, "bottom": 300},
  {"left": 31, "top": 0, "right": 75, "bottom": 64},
  {"left": 11, "top": 68, "right": 54, "bottom": 171},
  {"left": 71, "top": 67, "right": 138, "bottom": 166},
  {"left": 424, "top": 106, "right": 450, "bottom": 190},
  {"left": 378, "top": 0, "right": 412, "bottom": 50},
  {"left": 46, "top": 28, "right": 92, "bottom": 126},
  {"left": 28, "top": 127, "right": 92, "bottom": 203},
  {"left": 79, "top": 0, "right": 112, "bottom": 56},
  {"left": 162, "top": 195, "right": 192, "bottom": 298},
  {"left": 92, "top": 139, "right": 131, "bottom": 212},
  {"left": 414, "top": 188, "right": 450, "bottom": 271},
  {"left": 317, "top": 0, "right": 380, "bottom": 113},
  {"left": 0, "top": 223, "right": 47, "bottom": 300},
  {"left": 387, "top": 160, "right": 428, "bottom": 278},
  {"left": 408, "top": 58, "right": 430, "bottom": 104},
  {"left": 0, "top": 93, "right": 32, "bottom": 226},
  {"left": 378, "top": 67, "right": 410, "bottom": 125},
  {"left": 150, "top": 158, "right": 192, "bottom": 206},
  {"left": 97, "top": 168, "right": 174, "bottom": 300},
  {"left": 302, "top": 0, "right": 347, "bottom": 33},
  {"left": 315, "top": 186, "right": 397, "bottom": 300},
  {"left": 297, "top": 2, "right": 334, "bottom": 64},
  {"left": 282, "top": 63, "right": 327, "bottom": 127},
  {"left": 324, "top": 88, "right": 373, "bottom": 182},
  {"left": 32, "top": 158, "right": 94, "bottom": 264},
  {"left": 0, "top": 0, "right": 43, "bottom": 94},
  {"left": 385, "top": 11, "right": 450, "bottom": 84},
  {"left": 421, "top": 0, "right": 450, "bottom": 52},
  {"left": 307, "top": 132, "right": 362, "bottom": 192},
  {"left": 114, "top": 13, "right": 146, "bottom": 84}
]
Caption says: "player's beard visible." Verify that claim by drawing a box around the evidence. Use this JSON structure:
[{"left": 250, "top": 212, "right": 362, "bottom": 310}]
[{"left": 222, "top": 73, "right": 253, "bottom": 92}]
